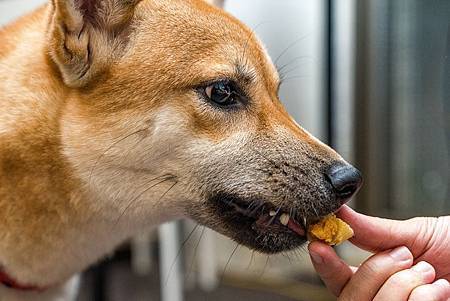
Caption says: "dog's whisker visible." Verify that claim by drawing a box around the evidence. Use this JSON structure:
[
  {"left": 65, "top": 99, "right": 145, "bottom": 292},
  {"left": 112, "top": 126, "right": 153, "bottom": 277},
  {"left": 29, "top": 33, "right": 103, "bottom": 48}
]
[
  {"left": 164, "top": 223, "right": 199, "bottom": 287},
  {"left": 246, "top": 250, "right": 256, "bottom": 270},
  {"left": 276, "top": 56, "right": 310, "bottom": 76},
  {"left": 113, "top": 175, "right": 176, "bottom": 228},
  {"left": 88, "top": 128, "right": 148, "bottom": 186},
  {"left": 238, "top": 21, "right": 268, "bottom": 73},
  {"left": 279, "top": 75, "right": 309, "bottom": 86},
  {"left": 274, "top": 34, "right": 309, "bottom": 67},
  {"left": 259, "top": 255, "right": 270, "bottom": 279},
  {"left": 220, "top": 243, "right": 240, "bottom": 284},
  {"left": 186, "top": 226, "right": 206, "bottom": 282},
  {"left": 279, "top": 67, "right": 303, "bottom": 82},
  {"left": 157, "top": 180, "right": 178, "bottom": 203}
]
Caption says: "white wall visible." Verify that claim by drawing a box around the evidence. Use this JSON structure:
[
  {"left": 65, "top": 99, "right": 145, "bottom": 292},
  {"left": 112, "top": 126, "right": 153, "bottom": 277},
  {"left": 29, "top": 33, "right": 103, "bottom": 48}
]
[{"left": 0, "top": 0, "right": 47, "bottom": 25}]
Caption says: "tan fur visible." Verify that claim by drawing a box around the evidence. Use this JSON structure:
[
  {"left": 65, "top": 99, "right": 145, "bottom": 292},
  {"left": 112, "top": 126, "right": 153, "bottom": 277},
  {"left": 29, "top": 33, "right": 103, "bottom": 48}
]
[{"left": 0, "top": 0, "right": 344, "bottom": 299}]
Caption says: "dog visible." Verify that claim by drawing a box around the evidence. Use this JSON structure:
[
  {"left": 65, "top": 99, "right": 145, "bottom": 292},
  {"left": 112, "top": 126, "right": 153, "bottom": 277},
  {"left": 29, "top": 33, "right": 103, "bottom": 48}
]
[{"left": 0, "top": 0, "right": 362, "bottom": 300}]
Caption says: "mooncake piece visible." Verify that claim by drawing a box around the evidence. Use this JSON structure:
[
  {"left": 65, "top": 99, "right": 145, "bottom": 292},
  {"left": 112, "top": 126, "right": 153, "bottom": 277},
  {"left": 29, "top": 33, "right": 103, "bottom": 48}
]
[{"left": 308, "top": 214, "right": 354, "bottom": 245}]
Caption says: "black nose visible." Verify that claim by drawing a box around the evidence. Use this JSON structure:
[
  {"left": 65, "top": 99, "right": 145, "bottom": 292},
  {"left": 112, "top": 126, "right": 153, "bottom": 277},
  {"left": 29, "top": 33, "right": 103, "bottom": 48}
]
[{"left": 325, "top": 163, "right": 363, "bottom": 203}]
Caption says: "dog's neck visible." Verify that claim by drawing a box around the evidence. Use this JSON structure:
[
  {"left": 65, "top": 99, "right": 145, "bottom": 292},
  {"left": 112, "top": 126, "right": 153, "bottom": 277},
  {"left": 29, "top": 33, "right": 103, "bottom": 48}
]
[
  {"left": 0, "top": 89, "right": 173, "bottom": 287},
  {"left": 0, "top": 7, "right": 179, "bottom": 288},
  {"left": 0, "top": 108, "right": 155, "bottom": 287}
]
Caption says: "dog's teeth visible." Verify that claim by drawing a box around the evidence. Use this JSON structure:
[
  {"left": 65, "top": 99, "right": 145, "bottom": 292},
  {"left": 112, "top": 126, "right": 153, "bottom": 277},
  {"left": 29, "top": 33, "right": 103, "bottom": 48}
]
[
  {"left": 269, "top": 210, "right": 277, "bottom": 216},
  {"left": 280, "top": 214, "right": 290, "bottom": 226}
]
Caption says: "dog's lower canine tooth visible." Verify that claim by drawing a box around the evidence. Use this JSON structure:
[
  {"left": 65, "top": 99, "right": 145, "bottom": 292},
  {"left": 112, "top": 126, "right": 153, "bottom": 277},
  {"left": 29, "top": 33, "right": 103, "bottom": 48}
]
[
  {"left": 280, "top": 214, "right": 290, "bottom": 226},
  {"left": 269, "top": 210, "right": 277, "bottom": 216}
]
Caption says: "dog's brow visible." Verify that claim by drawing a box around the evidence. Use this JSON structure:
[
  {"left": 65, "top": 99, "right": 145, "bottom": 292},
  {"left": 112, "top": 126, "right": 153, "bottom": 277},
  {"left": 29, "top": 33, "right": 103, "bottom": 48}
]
[
  {"left": 234, "top": 63, "right": 257, "bottom": 84},
  {"left": 234, "top": 61, "right": 280, "bottom": 94}
]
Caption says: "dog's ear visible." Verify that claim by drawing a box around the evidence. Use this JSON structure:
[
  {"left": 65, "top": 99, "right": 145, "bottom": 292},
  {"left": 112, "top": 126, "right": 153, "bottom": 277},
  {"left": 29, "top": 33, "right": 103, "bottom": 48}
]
[{"left": 48, "top": 0, "right": 140, "bottom": 87}]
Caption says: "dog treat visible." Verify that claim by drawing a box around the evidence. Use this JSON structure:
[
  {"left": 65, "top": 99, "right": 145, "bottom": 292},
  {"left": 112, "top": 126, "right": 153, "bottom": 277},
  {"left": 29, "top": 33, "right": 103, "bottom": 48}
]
[{"left": 308, "top": 214, "right": 354, "bottom": 245}]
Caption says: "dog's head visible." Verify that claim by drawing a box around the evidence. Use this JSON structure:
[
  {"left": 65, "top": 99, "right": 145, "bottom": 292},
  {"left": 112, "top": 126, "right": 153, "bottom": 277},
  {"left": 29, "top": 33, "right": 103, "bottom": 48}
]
[{"left": 50, "top": 0, "right": 362, "bottom": 253}]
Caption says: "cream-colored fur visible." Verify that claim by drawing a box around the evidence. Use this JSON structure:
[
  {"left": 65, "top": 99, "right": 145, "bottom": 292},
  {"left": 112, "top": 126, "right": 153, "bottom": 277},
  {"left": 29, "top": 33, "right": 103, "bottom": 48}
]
[{"left": 0, "top": 0, "right": 346, "bottom": 300}]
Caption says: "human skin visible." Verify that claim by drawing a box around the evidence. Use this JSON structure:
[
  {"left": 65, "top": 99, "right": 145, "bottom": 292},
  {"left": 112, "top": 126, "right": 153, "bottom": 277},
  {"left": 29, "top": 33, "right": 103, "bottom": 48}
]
[{"left": 308, "top": 205, "right": 450, "bottom": 300}]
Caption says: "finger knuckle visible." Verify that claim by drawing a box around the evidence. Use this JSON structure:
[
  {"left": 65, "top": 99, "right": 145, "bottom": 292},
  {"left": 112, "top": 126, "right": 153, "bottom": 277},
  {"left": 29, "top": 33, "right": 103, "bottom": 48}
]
[
  {"left": 362, "top": 259, "right": 386, "bottom": 275},
  {"left": 408, "top": 285, "right": 442, "bottom": 301},
  {"left": 408, "top": 286, "right": 432, "bottom": 301},
  {"left": 389, "top": 270, "right": 421, "bottom": 287}
]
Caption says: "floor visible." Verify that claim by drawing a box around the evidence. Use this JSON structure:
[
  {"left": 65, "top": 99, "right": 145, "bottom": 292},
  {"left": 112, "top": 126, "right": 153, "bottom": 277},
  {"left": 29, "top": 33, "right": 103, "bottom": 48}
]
[{"left": 76, "top": 260, "right": 297, "bottom": 301}]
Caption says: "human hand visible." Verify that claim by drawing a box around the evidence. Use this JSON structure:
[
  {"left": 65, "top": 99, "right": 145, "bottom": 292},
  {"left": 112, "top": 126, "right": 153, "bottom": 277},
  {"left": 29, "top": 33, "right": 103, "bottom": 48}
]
[
  {"left": 338, "top": 205, "right": 450, "bottom": 281},
  {"left": 309, "top": 242, "right": 450, "bottom": 300},
  {"left": 308, "top": 205, "right": 450, "bottom": 300}
]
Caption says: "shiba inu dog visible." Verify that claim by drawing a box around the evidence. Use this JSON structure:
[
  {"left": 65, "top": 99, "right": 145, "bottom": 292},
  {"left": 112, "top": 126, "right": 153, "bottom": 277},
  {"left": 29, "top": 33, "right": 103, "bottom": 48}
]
[{"left": 0, "top": 0, "right": 362, "bottom": 299}]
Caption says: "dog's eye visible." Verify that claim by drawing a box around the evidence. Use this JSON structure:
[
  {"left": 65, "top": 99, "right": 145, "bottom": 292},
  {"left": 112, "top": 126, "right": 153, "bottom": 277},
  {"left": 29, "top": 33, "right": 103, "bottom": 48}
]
[{"left": 204, "top": 81, "right": 239, "bottom": 106}]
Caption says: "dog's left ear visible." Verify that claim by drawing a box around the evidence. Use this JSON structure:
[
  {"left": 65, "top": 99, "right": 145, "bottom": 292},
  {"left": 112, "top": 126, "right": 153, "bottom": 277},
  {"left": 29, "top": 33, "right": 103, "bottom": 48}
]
[{"left": 48, "top": 0, "right": 140, "bottom": 87}]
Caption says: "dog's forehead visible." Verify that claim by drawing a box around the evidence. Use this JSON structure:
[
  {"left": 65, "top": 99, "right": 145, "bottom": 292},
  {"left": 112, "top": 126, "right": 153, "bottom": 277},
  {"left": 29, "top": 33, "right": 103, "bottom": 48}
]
[{"left": 132, "top": 0, "right": 279, "bottom": 89}]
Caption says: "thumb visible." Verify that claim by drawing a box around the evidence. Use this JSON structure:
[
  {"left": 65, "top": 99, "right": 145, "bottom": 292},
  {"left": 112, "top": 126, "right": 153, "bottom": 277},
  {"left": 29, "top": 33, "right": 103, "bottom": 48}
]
[
  {"left": 308, "top": 241, "right": 354, "bottom": 296},
  {"left": 337, "top": 205, "right": 423, "bottom": 253}
]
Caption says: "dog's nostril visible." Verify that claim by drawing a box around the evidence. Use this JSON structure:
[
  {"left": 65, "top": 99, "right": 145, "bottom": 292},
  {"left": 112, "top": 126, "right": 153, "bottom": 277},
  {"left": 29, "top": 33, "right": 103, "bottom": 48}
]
[{"left": 325, "top": 163, "right": 363, "bottom": 203}]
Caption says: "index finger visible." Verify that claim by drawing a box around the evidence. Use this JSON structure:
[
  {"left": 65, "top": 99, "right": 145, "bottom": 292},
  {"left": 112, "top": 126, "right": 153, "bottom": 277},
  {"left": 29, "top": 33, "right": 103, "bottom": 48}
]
[{"left": 337, "top": 205, "right": 418, "bottom": 253}]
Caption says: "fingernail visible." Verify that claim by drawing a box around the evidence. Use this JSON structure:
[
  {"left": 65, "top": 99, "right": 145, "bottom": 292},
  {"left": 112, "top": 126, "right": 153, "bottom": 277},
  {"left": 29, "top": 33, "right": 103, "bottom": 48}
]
[
  {"left": 411, "top": 261, "right": 434, "bottom": 274},
  {"left": 310, "top": 251, "right": 323, "bottom": 264},
  {"left": 389, "top": 246, "right": 412, "bottom": 262}
]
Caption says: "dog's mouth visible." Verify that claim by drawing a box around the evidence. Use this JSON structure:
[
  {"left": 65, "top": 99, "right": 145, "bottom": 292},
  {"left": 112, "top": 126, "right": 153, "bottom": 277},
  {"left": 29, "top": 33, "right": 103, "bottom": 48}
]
[
  {"left": 224, "top": 197, "right": 307, "bottom": 237},
  {"left": 203, "top": 193, "right": 319, "bottom": 253}
]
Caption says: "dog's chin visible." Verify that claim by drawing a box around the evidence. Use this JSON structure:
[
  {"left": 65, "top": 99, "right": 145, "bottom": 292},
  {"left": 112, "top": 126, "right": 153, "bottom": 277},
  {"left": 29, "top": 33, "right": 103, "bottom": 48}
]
[{"left": 192, "top": 193, "right": 317, "bottom": 254}]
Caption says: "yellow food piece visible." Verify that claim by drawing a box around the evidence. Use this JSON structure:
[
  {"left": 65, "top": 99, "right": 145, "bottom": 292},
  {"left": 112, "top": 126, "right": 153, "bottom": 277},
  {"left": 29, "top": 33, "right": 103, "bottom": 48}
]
[{"left": 308, "top": 214, "right": 354, "bottom": 245}]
